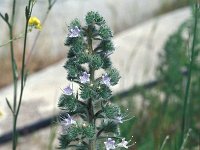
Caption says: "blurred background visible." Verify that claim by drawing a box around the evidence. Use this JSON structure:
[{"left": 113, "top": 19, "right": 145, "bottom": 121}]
[{"left": 1, "top": 0, "right": 200, "bottom": 150}]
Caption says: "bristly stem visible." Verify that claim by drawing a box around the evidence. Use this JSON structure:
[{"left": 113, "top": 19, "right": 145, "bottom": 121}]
[
  {"left": 87, "top": 25, "right": 96, "bottom": 150},
  {"left": 180, "top": 2, "right": 198, "bottom": 147}
]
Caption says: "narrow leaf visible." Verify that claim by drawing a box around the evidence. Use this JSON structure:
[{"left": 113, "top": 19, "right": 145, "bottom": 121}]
[
  {"left": 23, "top": 70, "right": 29, "bottom": 86},
  {"left": 5, "top": 98, "right": 13, "bottom": 113},
  {"left": 4, "top": 13, "right": 9, "bottom": 22},
  {"left": 13, "top": 59, "right": 18, "bottom": 79},
  {"left": 25, "top": 6, "right": 29, "bottom": 20}
]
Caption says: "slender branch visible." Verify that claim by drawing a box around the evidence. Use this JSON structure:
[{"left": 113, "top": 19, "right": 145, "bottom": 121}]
[
  {"left": 11, "top": 1, "right": 33, "bottom": 149},
  {"left": 7, "top": 0, "right": 18, "bottom": 149},
  {"left": 25, "top": 0, "right": 57, "bottom": 66},
  {"left": 0, "top": 13, "right": 11, "bottom": 28},
  {"left": 96, "top": 127, "right": 105, "bottom": 138},
  {"left": 78, "top": 100, "right": 87, "bottom": 107},
  {"left": 0, "top": 34, "right": 24, "bottom": 47},
  {"left": 94, "top": 110, "right": 103, "bottom": 119},
  {"left": 16, "top": 0, "right": 32, "bottom": 118}
]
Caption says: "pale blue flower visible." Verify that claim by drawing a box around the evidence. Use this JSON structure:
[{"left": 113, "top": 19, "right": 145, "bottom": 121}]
[
  {"left": 115, "top": 116, "right": 123, "bottom": 124},
  {"left": 104, "top": 138, "right": 116, "bottom": 150},
  {"left": 60, "top": 114, "right": 76, "bottom": 134},
  {"left": 80, "top": 72, "right": 90, "bottom": 84},
  {"left": 101, "top": 73, "right": 111, "bottom": 86},
  {"left": 117, "top": 138, "right": 129, "bottom": 149},
  {"left": 63, "top": 86, "right": 73, "bottom": 95},
  {"left": 68, "top": 26, "right": 81, "bottom": 38},
  {"left": 61, "top": 114, "right": 76, "bottom": 126}
]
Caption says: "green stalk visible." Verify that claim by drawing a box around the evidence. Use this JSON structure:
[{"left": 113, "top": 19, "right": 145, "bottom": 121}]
[
  {"left": 180, "top": 2, "right": 198, "bottom": 146},
  {"left": 25, "top": 0, "right": 57, "bottom": 66},
  {"left": 15, "top": 0, "right": 32, "bottom": 119},
  {"left": 9, "top": 0, "right": 18, "bottom": 149},
  {"left": 87, "top": 26, "right": 96, "bottom": 150},
  {"left": 12, "top": 1, "right": 32, "bottom": 149}
]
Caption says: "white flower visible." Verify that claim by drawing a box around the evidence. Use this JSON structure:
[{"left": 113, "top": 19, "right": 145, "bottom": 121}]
[
  {"left": 63, "top": 86, "right": 73, "bottom": 95},
  {"left": 117, "top": 138, "right": 128, "bottom": 149},
  {"left": 101, "top": 73, "right": 111, "bottom": 86},
  {"left": 80, "top": 72, "right": 90, "bottom": 84},
  {"left": 68, "top": 26, "right": 81, "bottom": 38},
  {"left": 104, "top": 138, "right": 116, "bottom": 150}
]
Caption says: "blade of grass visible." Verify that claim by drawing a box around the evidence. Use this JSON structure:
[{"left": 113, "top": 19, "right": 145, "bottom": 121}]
[
  {"left": 180, "top": 129, "right": 192, "bottom": 150},
  {"left": 180, "top": 1, "right": 198, "bottom": 146},
  {"left": 160, "top": 135, "right": 170, "bottom": 150}
]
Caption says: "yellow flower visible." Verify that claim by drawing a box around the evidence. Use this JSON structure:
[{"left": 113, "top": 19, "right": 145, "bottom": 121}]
[{"left": 28, "top": 16, "right": 42, "bottom": 30}]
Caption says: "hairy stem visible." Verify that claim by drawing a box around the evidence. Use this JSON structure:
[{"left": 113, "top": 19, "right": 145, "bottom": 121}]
[{"left": 87, "top": 26, "right": 96, "bottom": 150}]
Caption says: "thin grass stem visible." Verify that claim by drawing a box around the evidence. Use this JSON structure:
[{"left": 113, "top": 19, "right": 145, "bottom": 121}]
[{"left": 180, "top": 1, "right": 198, "bottom": 147}]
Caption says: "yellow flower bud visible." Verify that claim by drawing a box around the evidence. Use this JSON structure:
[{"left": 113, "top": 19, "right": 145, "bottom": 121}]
[{"left": 28, "top": 16, "right": 42, "bottom": 30}]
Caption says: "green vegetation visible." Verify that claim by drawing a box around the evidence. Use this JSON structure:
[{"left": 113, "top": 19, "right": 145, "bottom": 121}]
[{"left": 120, "top": 4, "right": 200, "bottom": 150}]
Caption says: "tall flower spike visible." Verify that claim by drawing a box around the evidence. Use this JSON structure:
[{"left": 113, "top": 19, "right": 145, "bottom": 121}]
[
  {"left": 80, "top": 72, "right": 90, "bottom": 84},
  {"left": 68, "top": 26, "right": 81, "bottom": 38},
  {"left": 63, "top": 86, "right": 73, "bottom": 95},
  {"left": 117, "top": 138, "right": 129, "bottom": 149},
  {"left": 101, "top": 73, "right": 111, "bottom": 86},
  {"left": 104, "top": 138, "right": 116, "bottom": 150}
]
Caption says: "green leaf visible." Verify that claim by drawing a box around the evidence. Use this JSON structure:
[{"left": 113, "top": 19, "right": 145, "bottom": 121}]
[
  {"left": 103, "top": 104, "right": 121, "bottom": 119},
  {"left": 89, "top": 54, "right": 103, "bottom": 70},
  {"left": 5, "top": 98, "right": 13, "bottom": 113},
  {"left": 85, "top": 11, "right": 105, "bottom": 26},
  {"left": 4, "top": 13, "right": 9, "bottom": 22},
  {"left": 99, "top": 25, "right": 113, "bottom": 40},
  {"left": 58, "top": 94, "right": 77, "bottom": 112},
  {"left": 102, "top": 57, "right": 112, "bottom": 69},
  {"left": 82, "top": 124, "right": 95, "bottom": 139},
  {"left": 69, "top": 19, "right": 81, "bottom": 28},
  {"left": 99, "top": 121, "right": 118, "bottom": 134},
  {"left": 107, "top": 68, "right": 120, "bottom": 85},
  {"left": 80, "top": 85, "right": 96, "bottom": 100},
  {"left": 98, "top": 84, "right": 112, "bottom": 99}
]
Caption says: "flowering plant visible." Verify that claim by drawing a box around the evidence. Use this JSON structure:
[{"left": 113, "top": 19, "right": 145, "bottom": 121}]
[{"left": 58, "top": 11, "right": 133, "bottom": 150}]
